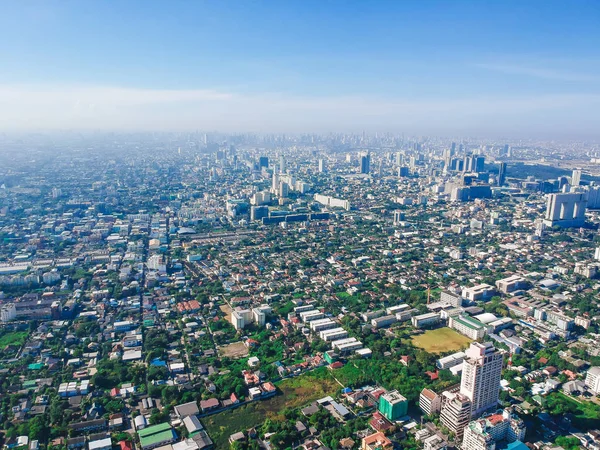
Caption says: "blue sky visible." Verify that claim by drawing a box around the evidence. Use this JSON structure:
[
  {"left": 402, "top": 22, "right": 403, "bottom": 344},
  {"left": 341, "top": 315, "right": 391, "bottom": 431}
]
[{"left": 0, "top": 0, "right": 599, "bottom": 137}]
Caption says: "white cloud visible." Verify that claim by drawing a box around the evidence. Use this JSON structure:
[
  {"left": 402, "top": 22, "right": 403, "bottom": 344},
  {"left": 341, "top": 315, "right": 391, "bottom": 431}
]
[{"left": 0, "top": 84, "right": 599, "bottom": 137}]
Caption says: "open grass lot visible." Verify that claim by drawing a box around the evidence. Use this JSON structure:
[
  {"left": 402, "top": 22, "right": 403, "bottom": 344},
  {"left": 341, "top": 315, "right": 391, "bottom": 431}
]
[
  {"left": 411, "top": 327, "right": 472, "bottom": 353},
  {"left": 0, "top": 331, "right": 28, "bottom": 348},
  {"left": 204, "top": 367, "right": 339, "bottom": 448}
]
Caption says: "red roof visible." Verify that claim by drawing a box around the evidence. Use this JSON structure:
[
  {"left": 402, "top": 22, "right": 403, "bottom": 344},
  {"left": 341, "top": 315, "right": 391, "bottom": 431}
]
[
  {"left": 487, "top": 414, "right": 504, "bottom": 426},
  {"left": 119, "top": 441, "right": 132, "bottom": 450},
  {"left": 425, "top": 370, "right": 439, "bottom": 380},
  {"left": 329, "top": 361, "right": 344, "bottom": 369},
  {"left": 371, "top": 389, "right": 386, "bottom": 400}
]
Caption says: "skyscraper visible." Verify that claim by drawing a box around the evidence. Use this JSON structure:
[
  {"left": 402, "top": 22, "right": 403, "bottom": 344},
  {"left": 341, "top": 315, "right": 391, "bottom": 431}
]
[
  {"left": 498, "top": 162, "right": 507, "bottom": 186},
  {"left": 318, "top": 159, "right": 326, "bottom": 173},
  {"left": 475, "top": 156, "right": 485, "bottom": 173},
  {"left": 360, "top": 152, "right": 370, "bottom": 174},
  {"left": 259, "top": 156, "right": 269, "bottom": 169},
  {"left": 543, "top": 192, "right": 587, "bottom": 228},
  {"left": 572, "top": 169, "right": 582, "bottom": 187},
  {"left": 279, "top": 155, "right": 286, "bottom": 173},
  {"left": 460, "top": 342, "right": 503, "bottom": 418}
]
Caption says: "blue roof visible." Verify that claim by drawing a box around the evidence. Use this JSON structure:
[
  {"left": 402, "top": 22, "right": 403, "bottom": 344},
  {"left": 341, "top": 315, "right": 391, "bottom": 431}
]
[{"left": 504, "top": 441, "right": 528, "bottom": 450}]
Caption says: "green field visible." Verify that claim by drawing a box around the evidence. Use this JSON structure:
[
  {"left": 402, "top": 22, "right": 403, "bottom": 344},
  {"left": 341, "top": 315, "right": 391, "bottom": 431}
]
[
  {"left": 0, "top": 331, "right": 28, "bottom": 348},
  {"left": 203, "top": 368, "right": 339, "bottom": 448},
  {"left": 552, "top": 393, "right": 600, "bottom": 429},
  {"left": 411, "top": 327, "right": 472, "bottom": 353}
]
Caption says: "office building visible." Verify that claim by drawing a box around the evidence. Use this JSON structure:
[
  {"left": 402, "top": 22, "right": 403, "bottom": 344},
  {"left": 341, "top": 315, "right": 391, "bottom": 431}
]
[
  {"left": 585, "top": 367, "right": 600, "bottom": 394},
  {"left": 278, "top": 182, "right": 289, "bottom": 198},
  {"left": 279, "top": 155, "right": 286, "bottom": 172},
  {"left": 543, "top": 192, "right": 587, "bottom": 228},
  {"left": 360, "top": 152, "right": 370, "bottom": 174},
  {"left": 318, "top": 159, "right": 326, "bottom": 173},
  {"left": 475, "top": 156, "right": 485, "bottom": 173},
  {"left": 395, "top": 166, "right": 408, "bottom": 177},
  {"left": 258, "top": 156, "right": 269, "bottom": 168},
  {"left": 572, "top": 169, "right": 582, "bottom": 187},
  {"left": 393, "top": 210, "right": 405, "bottom": 225},
  {"left": 460, "top": 342, "right": 503, "bottom": 418},
  {"left": 379, "top": 390, "right": 408, "bottom": 421},
  {"left": 498, "top": 163, "right": 506, "bottom": 186}
]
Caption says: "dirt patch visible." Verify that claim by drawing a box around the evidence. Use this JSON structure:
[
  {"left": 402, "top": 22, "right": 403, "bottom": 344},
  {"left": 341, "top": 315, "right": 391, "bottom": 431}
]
[
  {"left": 219, "top": 341, "right": 248, "bottom": 358},
  {"left": 219, "top": 304, "right": 233, "bottom": 322}
]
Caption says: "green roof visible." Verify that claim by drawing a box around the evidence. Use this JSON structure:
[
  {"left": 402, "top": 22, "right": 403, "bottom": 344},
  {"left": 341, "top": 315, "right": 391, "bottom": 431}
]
[
  {"left": 138, "top": 423, "right": 172, "bottom": 437},
  {"left": 28, "top": 363, "right": 44, "bottom": 370},
  {"left": 23, "top": 380, "right": 37, "bottom": 388},
  {"left": 454, "top": 316, "right": 485, "bottom": 330},
  {"left": 139, "top": 430, "right": 176, "bottom": 448},
  {"left": 138, "top": 423, "right": 176, "bottom": 449}
]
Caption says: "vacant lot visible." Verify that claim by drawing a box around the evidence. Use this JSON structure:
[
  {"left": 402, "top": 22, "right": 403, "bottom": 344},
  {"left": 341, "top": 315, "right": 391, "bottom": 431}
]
[
  {"left": 204, "top": 368, "right": 339, "bottom": 447},
  {"left": 219, "top": 304, "right": 232, "bottom": 320},
  {"left": 0, "top": 331, "right": 28, "bottom": 348},
  {"left": 218, "top": 341, "right": 248, "bottom": 358},
  {"left": 411, "top": 327, "right": 472, "bottom": 353}
]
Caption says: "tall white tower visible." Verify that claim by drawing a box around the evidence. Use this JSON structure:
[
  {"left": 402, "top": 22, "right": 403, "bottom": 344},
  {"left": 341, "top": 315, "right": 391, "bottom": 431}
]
[{"left": 460, "top": 342, "right": 503, "bottom": 418}]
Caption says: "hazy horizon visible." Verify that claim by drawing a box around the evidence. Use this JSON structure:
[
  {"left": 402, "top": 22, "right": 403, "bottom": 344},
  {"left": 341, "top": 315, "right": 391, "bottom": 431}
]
[{"left": 1, "top": 1, "right": 599, "bottom": 138}]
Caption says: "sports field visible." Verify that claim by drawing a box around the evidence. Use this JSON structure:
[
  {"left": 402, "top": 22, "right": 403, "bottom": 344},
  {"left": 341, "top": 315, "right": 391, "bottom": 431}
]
[{"left": 411, "top": 327, "right": 472, "bottom": 353}]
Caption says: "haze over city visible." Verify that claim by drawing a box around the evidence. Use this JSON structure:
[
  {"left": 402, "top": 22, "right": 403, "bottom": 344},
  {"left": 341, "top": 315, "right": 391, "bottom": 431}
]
[
  {"left": 1, "top": 0, "right": 599, "bottom": 138},
  {"left": 4, "top": 3, "right": 600, "bottom": 450}
]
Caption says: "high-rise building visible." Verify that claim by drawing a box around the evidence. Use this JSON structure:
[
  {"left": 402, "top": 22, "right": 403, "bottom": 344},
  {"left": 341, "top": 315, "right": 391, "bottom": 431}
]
[
  {"left": 250, "top": 206, "right": 269, "bottom": 222},
  {"left": 585, "top": 367, "right": 600, "bottom": 394},
  {"left": 279, "top": 155, "right": 286, "bottom": 173},
  {"left": 318, "top": 159, "right": 326, "bottom": 173},
  {"left": 395, "top": 152, "right": 403, "bottom": 166},
  {"left": 360, "top": 152, "right": 370, "bottom": 174},
  {"left": 259, "top": 156, "right": 269, "bottom": 168},
  {"left": 543, "top": 192, "right": 587, "bottom": 228},
  {"left": 475, "top": 156, "right": 485, "bottom": 173},
  {"left": 378, "top": 390, "right": 408, "bottom": 421},
  {"left": 272, "top": 173, "right": 280, "bottom": 191},
  {"left": 498, "top": 163, "right": 506, "bottom": 186},
  {"left": 398, "top": 166, "right": 410, "bottom": 177},
  {"left": 558, "top": 176, "right": 568, "bottom": 191},
  {"left": 393, "top": 210, "right": 405, "bottom": 226},
  {"left": 279, "top": 182, "right": 289, "bottom": 198},
  {"left": 440, "top": 392, "right": 472, "bottom": 439},
  {"left": 460, "top": 342, "right": 503, "bottom": 418},
  {"left": 572, "top": 169, "right": 582, "bottom": 186},
  {"left": 462, "top": 410, "right": 526, "bottom": 450}
]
